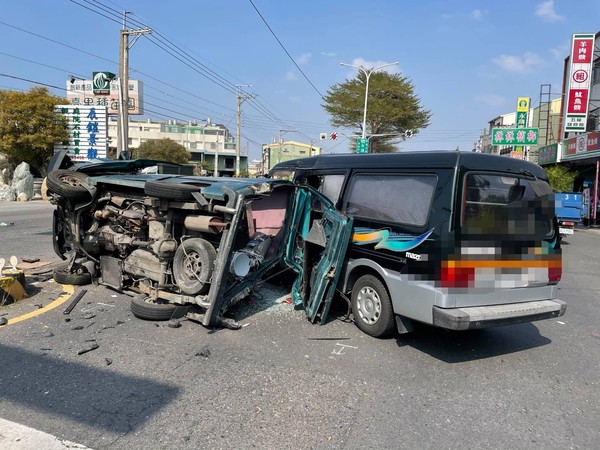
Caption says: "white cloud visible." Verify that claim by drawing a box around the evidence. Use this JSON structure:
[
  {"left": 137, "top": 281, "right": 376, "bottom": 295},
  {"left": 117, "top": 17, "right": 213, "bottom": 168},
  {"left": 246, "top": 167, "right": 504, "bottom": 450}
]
[
  {"left": 343, "top": 58, "right": 402, "bottom": 78},
  {"left": 321, "top": 51, "right": 337, "bottom": 57},
  {"left": 492, "top": 52, "right": 545, "bottom": 74},
  {"left": 296, "top": 52, "right": 312, "bottom": 65},
  {"left": 535, "top": 0, "right": 564, "bottom": 23},
  {"left": 284, "top": 71, "right": 297, "bottom": 81},
  {"left": 475, "top": 94, "right": 507, "bottom": 107},
  {"left": 470, "top": 9, "right": 487, "bottom": 20}
]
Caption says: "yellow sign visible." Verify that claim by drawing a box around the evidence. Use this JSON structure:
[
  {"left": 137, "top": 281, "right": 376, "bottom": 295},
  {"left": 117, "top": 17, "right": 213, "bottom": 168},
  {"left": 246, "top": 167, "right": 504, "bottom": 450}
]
[{"left": 517, "top": 97, "right": 529, "bottom": 112}]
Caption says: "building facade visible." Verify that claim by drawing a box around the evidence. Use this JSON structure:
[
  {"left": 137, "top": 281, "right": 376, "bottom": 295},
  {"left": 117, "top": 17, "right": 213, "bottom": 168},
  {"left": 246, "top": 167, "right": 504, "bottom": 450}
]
[
  {"left": 261, "top": 141, "right": 321, "bottom": 174},
  {"left": 107, "top": 118, "right": 246, "bottom": 176}
]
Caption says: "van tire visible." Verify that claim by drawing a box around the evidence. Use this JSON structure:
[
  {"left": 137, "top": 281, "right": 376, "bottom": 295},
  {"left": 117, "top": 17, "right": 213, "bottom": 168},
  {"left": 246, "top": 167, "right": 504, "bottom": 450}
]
[
  {"left": 351, "top": 275, "right": 395, "bottom": 338},
  {"left": 131, "top": 296, "right": 177, "bottom": 321},
  {"left": 172, "top": 238, "right": 216, "bottom": 295},
  {"left": 46, "top": 170, "right": 91, "bottom": 201},
  {"left": 144, "top": 180, "right": 199, "bottom": 201}
]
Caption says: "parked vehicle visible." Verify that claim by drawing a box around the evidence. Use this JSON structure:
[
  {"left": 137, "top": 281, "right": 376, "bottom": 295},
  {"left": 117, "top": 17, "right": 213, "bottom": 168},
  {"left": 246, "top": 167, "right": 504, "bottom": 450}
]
[
  {"left": 555, "top": 192, "right": 583, "bottom": 237},
  {"left": 47, "top": 151, "right": 352, "bottom": 329},
  {"left": 270, "top": 151, "right": 565, "bottom": 337}
]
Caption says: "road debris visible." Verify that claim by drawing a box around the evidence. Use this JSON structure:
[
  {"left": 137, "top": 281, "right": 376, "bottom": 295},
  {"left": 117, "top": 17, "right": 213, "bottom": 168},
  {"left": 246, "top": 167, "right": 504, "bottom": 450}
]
[
  {"left": 105, "top": 358, "right": 113, "bottom": 366},
  {"left": 0, "top": 317, "right": 7, "bottom": 326},
  {"left": 77, "top": 342, "right": 99, "bottom": 355},
  {"left": 22, "top": 258, "right": 40, "bottom": 263},
  {"left": 71, "top": 325, "right": 84, "bottom": 331},
  {"left": 63, "top": 289, "right": 87, "bottom": 315},
  {"left": 195, "top": 347, "right": 211, "bottom": 358},
  {"left": 167, "top": 319, "right": 181, "bottom": 328}
]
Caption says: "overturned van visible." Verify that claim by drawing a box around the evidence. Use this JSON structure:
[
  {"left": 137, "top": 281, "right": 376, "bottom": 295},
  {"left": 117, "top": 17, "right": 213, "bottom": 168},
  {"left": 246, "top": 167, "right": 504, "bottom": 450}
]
[
  {"left": 270, "top": 151, "right": 566, "bottom": 337},
  {"left": 47, "top": 152, "right": 352, "bottom": 329}
]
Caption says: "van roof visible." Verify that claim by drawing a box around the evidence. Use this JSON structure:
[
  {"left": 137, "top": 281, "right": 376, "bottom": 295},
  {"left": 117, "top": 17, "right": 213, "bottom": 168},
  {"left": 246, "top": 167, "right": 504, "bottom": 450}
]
[{"left": 270, "top": 151, "right": 548, "bottom": 179}]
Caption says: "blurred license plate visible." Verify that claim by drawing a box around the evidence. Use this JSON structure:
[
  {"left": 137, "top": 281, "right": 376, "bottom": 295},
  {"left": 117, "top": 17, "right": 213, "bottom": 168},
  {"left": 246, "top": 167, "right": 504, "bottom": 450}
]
[{"left": 559, "top": 227, "right": 574, "bottom": 235}]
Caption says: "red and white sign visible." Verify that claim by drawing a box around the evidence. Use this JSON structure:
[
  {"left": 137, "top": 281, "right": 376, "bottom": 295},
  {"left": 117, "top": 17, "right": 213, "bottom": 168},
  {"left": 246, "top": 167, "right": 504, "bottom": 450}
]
[
  {"left": 564, "top": 33, "right": 595, "bottom": 132},
  {"left": 563, "top": 131, "right": 599, "bottom": 157}
]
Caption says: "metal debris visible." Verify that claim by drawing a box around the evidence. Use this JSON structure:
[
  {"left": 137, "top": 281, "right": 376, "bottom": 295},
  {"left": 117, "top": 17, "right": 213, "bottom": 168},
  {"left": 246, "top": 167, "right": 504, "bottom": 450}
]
[{"left": 63, "top": 289, "right": 88, "bottom": 315}]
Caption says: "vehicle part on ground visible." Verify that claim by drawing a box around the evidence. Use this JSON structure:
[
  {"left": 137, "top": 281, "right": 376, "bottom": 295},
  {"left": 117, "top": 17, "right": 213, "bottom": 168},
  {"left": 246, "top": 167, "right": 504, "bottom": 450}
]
[
  {"left": 46, "top": 170, "right": 92, "bottom": 201},
  {"left": 172, "top": 238, "right": 217, "bottom": 295},
  {"left": 53, "top": 267, "right": 92, "bottom": 286},
  {"left": 131, "top": 295, "right": 177, "bottom": 320},
  {"left": 351, "top": 274, "right": 395, "bottom": 338}
]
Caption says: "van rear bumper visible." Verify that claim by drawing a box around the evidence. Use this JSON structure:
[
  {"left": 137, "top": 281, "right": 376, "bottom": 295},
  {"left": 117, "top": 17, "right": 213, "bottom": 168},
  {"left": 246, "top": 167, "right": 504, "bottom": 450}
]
[{"left": 432, "top": 299, "right": 567, "bottom": 331}]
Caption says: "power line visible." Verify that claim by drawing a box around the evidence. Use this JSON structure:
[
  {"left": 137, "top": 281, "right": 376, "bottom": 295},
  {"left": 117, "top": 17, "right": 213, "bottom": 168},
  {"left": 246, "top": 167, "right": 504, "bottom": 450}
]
[
  {"left": 247, "top": 0, "right": 324, "bottom": 100},
  {"left": 0, "top": 73, "right": 65, "bottom": 91}
]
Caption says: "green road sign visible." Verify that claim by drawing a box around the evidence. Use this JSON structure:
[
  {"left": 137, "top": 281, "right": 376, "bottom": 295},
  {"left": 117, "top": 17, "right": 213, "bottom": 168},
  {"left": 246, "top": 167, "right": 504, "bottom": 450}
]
[
  {"left": 356, "top": 138, "right": 369, "bottom": 154},
  {"left": 491, "top": 127, "right": 538, "bottom": 146}
]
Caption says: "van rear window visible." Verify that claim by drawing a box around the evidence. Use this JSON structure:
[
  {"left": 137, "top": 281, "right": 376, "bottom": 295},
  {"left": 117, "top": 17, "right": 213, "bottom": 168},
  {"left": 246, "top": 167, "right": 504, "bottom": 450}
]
[
  {"left": 345, "top": 174, "right": 436, "bottom": 226},
  {"left": 462, "top": 173, "right": 554, "bottom": 237}
]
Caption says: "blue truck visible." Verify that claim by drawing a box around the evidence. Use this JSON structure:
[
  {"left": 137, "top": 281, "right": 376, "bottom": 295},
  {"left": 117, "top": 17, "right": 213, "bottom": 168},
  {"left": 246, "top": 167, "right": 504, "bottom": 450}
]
[{"left": 555, "top": 192, "right": 584, "bottom": 237}]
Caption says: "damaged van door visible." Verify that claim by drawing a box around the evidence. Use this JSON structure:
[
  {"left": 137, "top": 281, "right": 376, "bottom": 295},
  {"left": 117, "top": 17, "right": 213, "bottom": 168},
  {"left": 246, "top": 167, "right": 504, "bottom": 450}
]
[{"left": 284, "top": 188, "right": 354, "bottom": 324}]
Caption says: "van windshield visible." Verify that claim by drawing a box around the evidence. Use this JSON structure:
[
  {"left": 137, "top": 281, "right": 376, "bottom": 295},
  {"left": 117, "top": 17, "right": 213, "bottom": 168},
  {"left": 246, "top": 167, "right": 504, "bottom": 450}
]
[{"left": 462, "top": 173, "right": 554, "bottom": 238}]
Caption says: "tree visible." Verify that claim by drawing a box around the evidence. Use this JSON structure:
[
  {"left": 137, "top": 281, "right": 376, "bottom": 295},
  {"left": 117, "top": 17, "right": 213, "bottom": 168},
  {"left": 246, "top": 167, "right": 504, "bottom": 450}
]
[
  {"left": 544, "top": 164, "right": 577, "bottom": 192},
  {"left": 132, "top": 138, "right": 191, "bottom": 164},
  {"left": 322, "top": 71, "right": 431, "bottom": 153},
  {"left": 0, "top": 87, "right": 69, "bottom": 176}
]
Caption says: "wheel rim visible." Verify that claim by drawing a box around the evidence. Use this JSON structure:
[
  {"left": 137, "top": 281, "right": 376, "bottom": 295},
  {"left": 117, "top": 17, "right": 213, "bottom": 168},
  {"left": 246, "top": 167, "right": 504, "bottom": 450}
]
[
  {"left": 59, "top": 174, "right": 83, "bottom": 188},
  {"left": 183, "top": 251, "right": 203, "bottom": 281},
  {"left": 356, "top": 286, "right": 381, "bottom": 325}
]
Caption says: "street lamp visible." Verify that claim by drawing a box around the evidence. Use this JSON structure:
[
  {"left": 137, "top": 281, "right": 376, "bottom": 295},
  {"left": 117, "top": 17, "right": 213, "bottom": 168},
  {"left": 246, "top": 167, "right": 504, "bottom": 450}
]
[{"left": 340, "top": 61, "right": 399, "bottom": 139}]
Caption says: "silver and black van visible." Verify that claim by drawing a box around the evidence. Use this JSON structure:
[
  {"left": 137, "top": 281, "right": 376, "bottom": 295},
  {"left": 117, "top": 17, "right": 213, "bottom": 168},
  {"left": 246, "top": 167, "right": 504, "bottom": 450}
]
[{"left": 270, "top": 151, "right": 566, "bottom": 337}]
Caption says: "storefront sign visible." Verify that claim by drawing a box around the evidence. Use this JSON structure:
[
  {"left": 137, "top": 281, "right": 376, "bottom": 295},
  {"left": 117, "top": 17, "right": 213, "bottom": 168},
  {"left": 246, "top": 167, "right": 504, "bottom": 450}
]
[
  {"left": 564, "top": 33, "right": 595, "bottom": 132},
  {"left": 54, "top": 105, "right": 108, "bottom": 161},
  {"left": 66, "top": 79, "right": 144, "bottom": 115},
  {"left": 537, "top": 143, "right": 559, "bottom": 165},
  {"left": 563, "top": 131, "right": 600, "bottom": 158},
  {"left": 492, "top": 127, "right": 538, "bottom": 145}
]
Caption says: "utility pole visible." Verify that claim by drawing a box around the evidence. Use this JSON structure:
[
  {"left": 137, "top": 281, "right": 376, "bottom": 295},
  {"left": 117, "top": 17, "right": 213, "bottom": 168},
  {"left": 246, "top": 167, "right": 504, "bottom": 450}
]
[
  {"left": 116, "top": 11, "right": 151, "bottom": 159},
  {"left": 236, "top": 85, "right": 254, "bottom": 176},
  {"left": 278, "top": 129, "right": 297, "bottom": 164}
]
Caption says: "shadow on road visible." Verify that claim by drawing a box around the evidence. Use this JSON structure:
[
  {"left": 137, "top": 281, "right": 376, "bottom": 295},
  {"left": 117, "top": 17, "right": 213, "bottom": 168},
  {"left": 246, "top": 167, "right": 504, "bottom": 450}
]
[
  {"left": 395, "top": 322, "right": 551, "bottom": 363},
  {"left": 0, "top": 344, "right": 179, "bottom": 432}
]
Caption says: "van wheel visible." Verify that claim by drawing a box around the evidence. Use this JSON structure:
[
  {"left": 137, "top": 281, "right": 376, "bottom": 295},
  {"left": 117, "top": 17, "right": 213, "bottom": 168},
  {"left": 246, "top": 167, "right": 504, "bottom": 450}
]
[
  {"left": 351, "top": 275, "right": 394, "bottom": 338},
  {"left": 131, "top": 296, "right": 176, "bottom": 321},
  {"left": 172, "top": 238, "right": 216, "bottom": 295}
]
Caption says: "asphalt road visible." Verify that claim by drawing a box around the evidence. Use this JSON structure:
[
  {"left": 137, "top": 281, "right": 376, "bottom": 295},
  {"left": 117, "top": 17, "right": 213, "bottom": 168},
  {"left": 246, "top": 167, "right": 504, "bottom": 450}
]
[{"left": 1, "top": 201, "right": 599, "bottom": 449}]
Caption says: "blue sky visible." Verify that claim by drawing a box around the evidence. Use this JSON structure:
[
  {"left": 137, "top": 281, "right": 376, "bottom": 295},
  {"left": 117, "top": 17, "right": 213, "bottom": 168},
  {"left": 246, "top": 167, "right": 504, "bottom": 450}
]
[{"left": 1, "top": 0, "right": 599, "bottom": 160}]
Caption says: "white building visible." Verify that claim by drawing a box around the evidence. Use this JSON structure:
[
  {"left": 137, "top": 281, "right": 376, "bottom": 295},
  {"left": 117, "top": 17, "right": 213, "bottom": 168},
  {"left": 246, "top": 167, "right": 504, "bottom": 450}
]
[{"left": 107, "top": 118, "right": 246, "bottom": 176}]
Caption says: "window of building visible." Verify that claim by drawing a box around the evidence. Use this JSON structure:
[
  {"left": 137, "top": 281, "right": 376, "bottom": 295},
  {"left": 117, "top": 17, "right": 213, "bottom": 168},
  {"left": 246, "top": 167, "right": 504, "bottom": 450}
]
[
  {"left": 345, "top": 174, "right": 436, "bottom": 226},
  {"left": 225, "top": 157, "right": 234, "bottom": 169}
]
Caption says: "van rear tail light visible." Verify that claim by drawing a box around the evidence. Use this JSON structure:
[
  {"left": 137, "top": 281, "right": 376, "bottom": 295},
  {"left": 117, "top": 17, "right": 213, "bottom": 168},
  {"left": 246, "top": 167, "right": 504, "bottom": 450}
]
[
  {"left": 548, "top": 266, "right": 561, "bottom": 284},
  {"left": 441, "top": 266, "right": 475, "bottom": 288}
]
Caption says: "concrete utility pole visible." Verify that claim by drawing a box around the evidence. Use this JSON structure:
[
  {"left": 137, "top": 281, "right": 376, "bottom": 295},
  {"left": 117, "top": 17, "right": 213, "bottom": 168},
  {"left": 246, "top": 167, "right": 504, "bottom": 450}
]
[
  {"left": 116, "top": 11, "right": 151, "bottom": 159},
  {"left": 278, "top": 129, "right": 297, "bottom": 164},
  {"left": 236, "top": 85, "right": 255, "bottom": 176}
]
